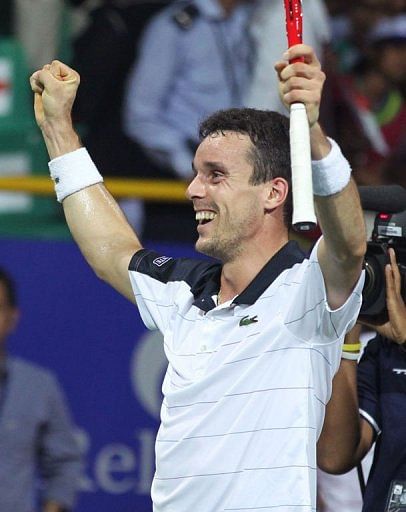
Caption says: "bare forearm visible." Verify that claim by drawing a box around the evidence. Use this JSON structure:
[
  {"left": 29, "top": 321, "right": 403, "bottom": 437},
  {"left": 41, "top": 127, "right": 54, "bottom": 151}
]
[
  {"left": 315, "top": 179, "right": 366, "bottom": 264},
  {"left": 318, "top": 325, "right": 374, "bottom": 473},
  {"left": 311, "top": 125, "right": 366, "bottom": 307},
  {"left": 63, "top": 184, "right": 142, "bottom": 301},
  {"left": 40, "top": 120, "right": 81, "bottom": 159},
  {"left": 39, "top": 118, "right": 142, "bottom": 301},
  {"left": 310, "top": 123, "right": 366, "bottom": 263},
  {"left": 317, "top": 359, "right": 361, "bottom": 473},
  {"left": 310, "top": 123, "right": 331, "bottom": 160}
]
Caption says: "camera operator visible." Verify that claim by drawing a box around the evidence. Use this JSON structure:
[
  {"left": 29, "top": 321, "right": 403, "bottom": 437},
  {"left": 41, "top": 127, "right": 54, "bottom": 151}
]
[{"left": 318, "top": 246, "right": 406, "bottom": 512}]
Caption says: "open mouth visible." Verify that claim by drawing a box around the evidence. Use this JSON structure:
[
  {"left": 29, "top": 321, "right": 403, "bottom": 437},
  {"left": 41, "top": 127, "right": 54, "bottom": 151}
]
[{"left": 196, "top": 211, "right": 217, "bottom": 226}]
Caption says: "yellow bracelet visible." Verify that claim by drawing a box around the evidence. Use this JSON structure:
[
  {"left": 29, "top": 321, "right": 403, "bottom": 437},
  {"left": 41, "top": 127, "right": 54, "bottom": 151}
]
[{"left": 342, "top": 342, "right": 361, "bottom": 353}]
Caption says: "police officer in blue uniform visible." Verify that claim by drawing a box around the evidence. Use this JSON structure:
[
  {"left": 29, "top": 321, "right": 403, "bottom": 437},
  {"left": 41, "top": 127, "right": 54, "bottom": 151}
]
[
  {"left": 122, "top": 0, "right": 256, "bottom": 242},
  {"left": 124, "top": 0, "right": 256, "bottom": 180}
]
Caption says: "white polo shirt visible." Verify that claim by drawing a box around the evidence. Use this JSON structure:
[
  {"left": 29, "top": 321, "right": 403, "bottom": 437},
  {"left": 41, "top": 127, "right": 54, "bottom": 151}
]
[{"left": 128, "top": 239, "right": 364, "bottom": 512}]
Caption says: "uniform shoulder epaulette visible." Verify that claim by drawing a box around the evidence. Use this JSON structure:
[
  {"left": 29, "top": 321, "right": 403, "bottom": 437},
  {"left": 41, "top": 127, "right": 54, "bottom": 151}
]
[{"left": 172, "top": 3, "right": 199, "bottom": 30}]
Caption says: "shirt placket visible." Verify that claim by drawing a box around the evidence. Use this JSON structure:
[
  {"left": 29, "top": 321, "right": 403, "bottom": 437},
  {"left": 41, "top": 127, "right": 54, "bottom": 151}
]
[{"left": 192, "top": 305, "right": 234, "bottom": 378}]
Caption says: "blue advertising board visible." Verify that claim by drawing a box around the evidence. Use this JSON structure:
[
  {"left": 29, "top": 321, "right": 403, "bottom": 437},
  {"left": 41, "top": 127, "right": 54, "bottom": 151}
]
[{"left": 0, "top": 237, "right": 200, "bottom": 511}]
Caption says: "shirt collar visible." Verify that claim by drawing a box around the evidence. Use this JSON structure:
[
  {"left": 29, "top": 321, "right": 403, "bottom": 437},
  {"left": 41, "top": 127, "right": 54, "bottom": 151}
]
[{"left": 192, "top": 241, "right": 306, "bottom": 312}]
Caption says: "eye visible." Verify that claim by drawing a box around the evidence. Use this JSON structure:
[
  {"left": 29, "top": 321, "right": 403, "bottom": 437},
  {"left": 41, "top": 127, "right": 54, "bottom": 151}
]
[{"left": 211, "top": 170, "right": 224, "bottom": 182}]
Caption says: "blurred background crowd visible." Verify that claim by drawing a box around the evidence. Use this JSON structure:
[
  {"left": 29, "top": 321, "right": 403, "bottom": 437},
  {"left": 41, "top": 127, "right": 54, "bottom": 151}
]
[
  {"left": 0, "top": 2, "right": 405, "bottom": 511},
  {"left": 0, "top": 0, "right": 404, "bottom": 242}
]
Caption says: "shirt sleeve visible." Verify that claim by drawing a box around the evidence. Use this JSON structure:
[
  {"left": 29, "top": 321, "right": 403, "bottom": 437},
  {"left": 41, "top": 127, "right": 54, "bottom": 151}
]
[
  {"left": 128, "top": 249, "right": 217, "bottom": 332},
  {"left": 37, "top": 373, "right": 82, "bottom": 508},
  {"left": 357, "top": 336, "right": 382, "bottom": 435},
  {"left": 283, "top": 238, "right": 365, "bottom": 345}
]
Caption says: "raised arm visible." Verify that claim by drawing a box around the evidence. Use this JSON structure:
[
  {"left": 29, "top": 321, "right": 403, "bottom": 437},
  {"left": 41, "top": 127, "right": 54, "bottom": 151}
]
[
  {"left": 30, "top": 61, "right": 141, "bottom": 302},
  {"left": 276, "top": 45, "right": 366, "bottom": 309},
  {"left": 313, "top": 158, "right": 366, "bottom": 310}
]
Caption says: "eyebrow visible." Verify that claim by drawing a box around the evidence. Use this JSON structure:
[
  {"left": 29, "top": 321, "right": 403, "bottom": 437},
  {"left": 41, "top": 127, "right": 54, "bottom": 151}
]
[{"left": 192, "top": 160, "right": 228, "bottom": 175}]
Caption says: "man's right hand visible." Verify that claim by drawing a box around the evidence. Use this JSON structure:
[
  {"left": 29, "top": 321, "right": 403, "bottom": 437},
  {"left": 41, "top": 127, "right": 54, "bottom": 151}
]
[
  {"left": 30, "top": 61, "right": 82, "bottom": 159},
  {"left": 30, "top": 61, "right": 80, "bottom": 131}
]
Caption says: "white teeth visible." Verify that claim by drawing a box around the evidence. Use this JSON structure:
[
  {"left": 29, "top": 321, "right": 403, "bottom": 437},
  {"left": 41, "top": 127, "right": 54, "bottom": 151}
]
[{"left": 195, "top": 211, "right": 216, "bottom": 221}]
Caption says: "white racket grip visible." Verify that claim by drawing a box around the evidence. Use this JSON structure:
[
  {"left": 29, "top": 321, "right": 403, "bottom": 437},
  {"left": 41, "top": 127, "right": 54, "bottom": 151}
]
[{"left": 289, "top": 103, "right": 317, "bottom": 231}]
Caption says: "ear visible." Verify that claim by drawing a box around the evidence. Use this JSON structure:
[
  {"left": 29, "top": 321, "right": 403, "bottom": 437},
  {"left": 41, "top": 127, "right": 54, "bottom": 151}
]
[{"left": 264, "top": 177, "right": 289, "bottom": 212}]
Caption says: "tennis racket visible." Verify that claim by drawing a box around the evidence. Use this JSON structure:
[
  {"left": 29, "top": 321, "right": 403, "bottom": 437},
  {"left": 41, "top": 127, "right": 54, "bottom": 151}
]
[{"left": 284, "top": 0, "right": 317, "bottom": 231}]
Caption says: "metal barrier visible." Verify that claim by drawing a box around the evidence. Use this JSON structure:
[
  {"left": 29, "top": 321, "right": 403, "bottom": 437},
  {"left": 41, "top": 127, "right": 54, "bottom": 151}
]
[{"left": 0, "top": 175, "right": 188, "bottom": 202}]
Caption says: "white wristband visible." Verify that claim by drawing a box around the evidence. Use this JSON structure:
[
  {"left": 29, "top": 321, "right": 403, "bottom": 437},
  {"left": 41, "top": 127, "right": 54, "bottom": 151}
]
[
  {"left": 49, "top": 147, "right": 103, "bottom": 202},
  {"left": 341, "top": 351, "right": 359, "bottom": 361},
  {"left": 312, "top": 138, "right": 351, "bottom": 196}
]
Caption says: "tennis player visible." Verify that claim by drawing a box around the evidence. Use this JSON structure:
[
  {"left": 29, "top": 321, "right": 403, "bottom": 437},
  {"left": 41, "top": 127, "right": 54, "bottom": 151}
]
[{"left": 30, "top": 45, "right": 366, "bottom": 511}]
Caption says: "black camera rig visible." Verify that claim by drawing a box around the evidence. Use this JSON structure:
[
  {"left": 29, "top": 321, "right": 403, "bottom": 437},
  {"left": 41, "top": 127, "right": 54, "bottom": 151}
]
[{"left": 361, "top": 208, "right": 406, "bottom": 317}]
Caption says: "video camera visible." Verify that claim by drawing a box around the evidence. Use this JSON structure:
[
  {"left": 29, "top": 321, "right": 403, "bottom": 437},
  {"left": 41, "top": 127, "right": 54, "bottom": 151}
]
[{"left": 360, "top": 185, "right": 406, "bottom": 317}]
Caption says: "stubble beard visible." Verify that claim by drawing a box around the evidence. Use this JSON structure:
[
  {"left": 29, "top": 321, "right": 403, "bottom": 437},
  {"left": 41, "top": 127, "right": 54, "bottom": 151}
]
[
  {"left": 195, "top": 207, "right": 258, "bottom": 263},
  {"left": 196, "top": 232, "right": 243, "bottom": 263},
  {"left": 195, "top": 194, "right": 260, "bottom": 264}
]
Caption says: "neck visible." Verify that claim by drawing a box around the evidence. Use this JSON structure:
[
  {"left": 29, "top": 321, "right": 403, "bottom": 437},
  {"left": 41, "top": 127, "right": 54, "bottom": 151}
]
[{"left": 218, "top": 235, "right": 288, "bottom": 303}]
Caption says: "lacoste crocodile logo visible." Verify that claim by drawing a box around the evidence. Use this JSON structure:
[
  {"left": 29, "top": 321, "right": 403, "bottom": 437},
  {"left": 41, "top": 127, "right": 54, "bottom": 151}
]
[{"left": 239, "top": 315, "right": 258, "bottom": 327}]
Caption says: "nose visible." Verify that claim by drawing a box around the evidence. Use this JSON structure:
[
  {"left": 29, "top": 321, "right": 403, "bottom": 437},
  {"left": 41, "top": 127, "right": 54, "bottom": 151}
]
[{"left": 186, "top": 174, "right": 205, "bottom": 201}]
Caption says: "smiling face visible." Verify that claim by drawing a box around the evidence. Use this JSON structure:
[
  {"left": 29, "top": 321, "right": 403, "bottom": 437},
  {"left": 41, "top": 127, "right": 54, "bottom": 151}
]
[{"left": 187, "top": 131, "right": 271, "bottom": 262}]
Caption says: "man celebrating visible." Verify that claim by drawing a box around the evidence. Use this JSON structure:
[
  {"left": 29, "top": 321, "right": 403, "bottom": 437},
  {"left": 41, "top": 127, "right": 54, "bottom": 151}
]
[{"left": 30, "top": 45, "right": 366, "bottom": 511}]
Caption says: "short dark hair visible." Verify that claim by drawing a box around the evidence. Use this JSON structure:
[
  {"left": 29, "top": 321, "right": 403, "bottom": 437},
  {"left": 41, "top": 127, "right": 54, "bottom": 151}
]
[
  {"left": 199, "top": 108, "right": 292, "bottom": 226},
  {"left": 0, "top": 268, "right": 17, "bottom": 307}
]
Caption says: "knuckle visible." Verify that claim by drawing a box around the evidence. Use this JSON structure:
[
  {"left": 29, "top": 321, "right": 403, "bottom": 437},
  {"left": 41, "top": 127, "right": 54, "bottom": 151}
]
[
  {"left": 292, "top": 76, "right": 303, "bottom": 88},
  {"left": 282, "top": 81, "right": 290, "bottom": 94},
  {"left": 285, "top": 77, "right": 300, "bottom": 91},
  {"left": 280, "top": 68, "right": 290, "bottom": 81},
  {"left": 285, "top": 90, "right": 300, "bottom": 103}
]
